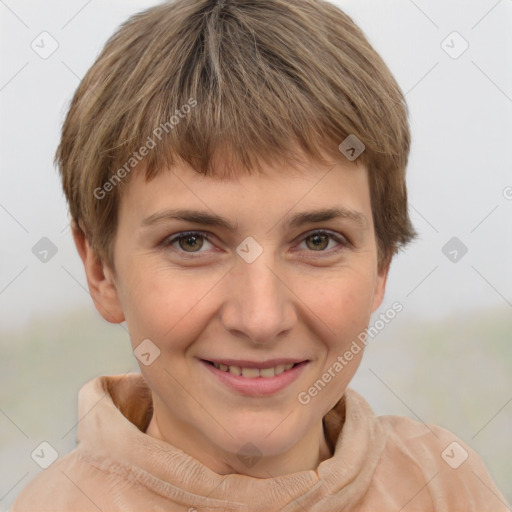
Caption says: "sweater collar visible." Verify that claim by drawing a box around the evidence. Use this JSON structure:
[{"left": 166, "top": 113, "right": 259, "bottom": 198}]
[{"left": 76, "top": 372, "right": 385, "bottom": 512}]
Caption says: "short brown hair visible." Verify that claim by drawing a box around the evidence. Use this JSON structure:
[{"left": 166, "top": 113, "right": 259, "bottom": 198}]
[{"left": 56, "top": 0, "right": 416, "bottom": 271}]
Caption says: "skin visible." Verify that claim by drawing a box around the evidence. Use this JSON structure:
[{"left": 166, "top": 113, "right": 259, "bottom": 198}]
[{"left": 73, "top": 150, "right": 389, "bottom": 479}]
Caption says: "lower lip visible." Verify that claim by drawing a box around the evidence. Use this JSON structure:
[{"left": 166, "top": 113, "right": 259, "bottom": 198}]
[{"left": 201, "top": 360, "right": 309, "bottom": 396}]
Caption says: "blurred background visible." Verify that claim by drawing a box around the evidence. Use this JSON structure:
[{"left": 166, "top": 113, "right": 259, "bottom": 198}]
[{"left": 1, "top": 0, "right": 511, "bottom": 509}]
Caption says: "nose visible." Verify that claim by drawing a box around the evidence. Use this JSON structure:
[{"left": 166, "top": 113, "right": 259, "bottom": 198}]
[{"left": 220, "top": 251, "right": 297, "bottom": 345}]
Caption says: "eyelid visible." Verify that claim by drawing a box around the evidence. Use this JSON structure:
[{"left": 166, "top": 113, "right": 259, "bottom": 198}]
[{"left": 162, "top": 229, "right": 351, "bottom": 256}]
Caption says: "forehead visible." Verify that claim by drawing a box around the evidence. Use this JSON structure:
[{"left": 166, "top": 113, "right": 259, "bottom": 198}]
[{"left": 119, "top": 152, "right": 372, "bottom": 232}]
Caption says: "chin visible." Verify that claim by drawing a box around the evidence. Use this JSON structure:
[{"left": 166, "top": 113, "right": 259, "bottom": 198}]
[{"left": 215, "top": 419, "right": 302, "bottom": 457}]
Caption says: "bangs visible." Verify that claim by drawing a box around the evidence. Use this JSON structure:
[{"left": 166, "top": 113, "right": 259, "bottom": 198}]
[{"left": 103, "top": 0, "right": 388, "bottom": 185}]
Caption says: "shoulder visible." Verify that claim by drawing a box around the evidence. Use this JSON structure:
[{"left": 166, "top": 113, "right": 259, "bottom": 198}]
[
  {"left": 374, "top": 413, "right": 509, "bottom": 511},
  {"left": 10, "top": 449, "right": 107, "bottom": 512}
]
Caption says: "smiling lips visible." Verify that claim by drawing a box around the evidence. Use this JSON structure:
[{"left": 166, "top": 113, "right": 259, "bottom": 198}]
[
  {"left": 202, "top": 358, "right": 309, "bottom": 396},
  {"left": 203, "top": 358, "right": 307, "bottom": 379}
]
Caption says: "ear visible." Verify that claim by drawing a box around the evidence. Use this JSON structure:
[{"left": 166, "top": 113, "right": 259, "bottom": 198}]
[
  {"left": 71, "top": 222, "right": 125, "bottom": 324},
  {"left": 370, "top": 255, "right": 391, "bottom": 313}
]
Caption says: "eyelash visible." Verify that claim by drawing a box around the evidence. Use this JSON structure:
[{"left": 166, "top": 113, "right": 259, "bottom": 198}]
[{"left": 162, "top": 230, "right": 350, "bottom": 258}]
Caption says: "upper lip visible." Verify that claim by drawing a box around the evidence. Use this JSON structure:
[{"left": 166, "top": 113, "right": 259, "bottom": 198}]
[{"left": 202, "top": 358, "right": 308, "bottom": 369}]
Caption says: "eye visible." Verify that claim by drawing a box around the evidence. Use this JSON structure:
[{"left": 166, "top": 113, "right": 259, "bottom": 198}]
[
  {"left": 296, "top": 229, "right": 349, "bottom": 255},
  {"left": 164, "top": 231, "right": 214, "bottom": 255},
  {"left": 163, "top": 229, "right": 349, "bottom": 258}
]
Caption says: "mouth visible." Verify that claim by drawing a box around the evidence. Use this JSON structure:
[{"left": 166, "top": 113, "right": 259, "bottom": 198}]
[
  {"left": 200, "top": 358, "right": 309, "bottom": 396},
  {"left": 201, "top": 359, "right": 307, "bottom": 378}
]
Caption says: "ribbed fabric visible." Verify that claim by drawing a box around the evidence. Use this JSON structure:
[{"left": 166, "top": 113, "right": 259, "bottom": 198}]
[{"left": 12, "top": 373, "right": 509, "bottom": 511}]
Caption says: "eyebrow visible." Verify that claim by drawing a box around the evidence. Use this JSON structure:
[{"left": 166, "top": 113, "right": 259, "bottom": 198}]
[{"left": 140, "top": 207, "right": 368, "bottom": 232}]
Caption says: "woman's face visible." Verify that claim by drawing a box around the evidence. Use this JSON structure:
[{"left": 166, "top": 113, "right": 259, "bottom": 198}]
[{"left": 83, "top": 152, "right": 388, "bottom": 475}]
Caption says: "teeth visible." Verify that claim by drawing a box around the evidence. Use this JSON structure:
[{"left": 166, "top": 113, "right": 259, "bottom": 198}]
[
  {"left": 259, "top": 367, "right": 276, "bottom": 378},
  {"left": 274, "top": 364, "right": 285, "bottom": 375},
  {"left": 241, "top": 368, "right": 260, "bottom": 378},
  {"left": 228, "top": 365, "right": 241, "bottom": 376},
  {"left": 211, "top": 362, "right": 298, "bottom": 378}
]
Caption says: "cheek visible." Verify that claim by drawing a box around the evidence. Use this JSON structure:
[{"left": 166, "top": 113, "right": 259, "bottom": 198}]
[
  {"left": 293, "top": 269, "right": 375, "bottom": 335},
  {"left": 118, "top": 260, "right": 226, "bottom": 345},
  {"left": 294, "top": 272, "right": 375, "bottom": 412}
]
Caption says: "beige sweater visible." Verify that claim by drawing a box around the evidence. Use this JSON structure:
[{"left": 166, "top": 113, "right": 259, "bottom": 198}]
[{"left": 11, "top": 373, "right": 509, "bottom": 511}]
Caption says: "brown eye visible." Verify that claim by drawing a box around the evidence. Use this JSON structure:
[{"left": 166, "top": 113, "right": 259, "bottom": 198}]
[
  {"left": 178, "top": 235, "right": 203, "bottom": 252},
  {"left": 298, "top": 230, "right": 349, "bottom": 255},
  {"left": 305, "top": 233, "right": 330, "bottom": 251},
  {"left": 177, "top": 234, "right": 204, "bottom": 252},
  {"left": 164, "top": 231, "right": 214, "bottom": 255}
]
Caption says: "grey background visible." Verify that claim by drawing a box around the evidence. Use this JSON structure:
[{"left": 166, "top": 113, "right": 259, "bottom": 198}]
[{"left": 1, "top": 0, "right": 511, "bottom": 509}]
